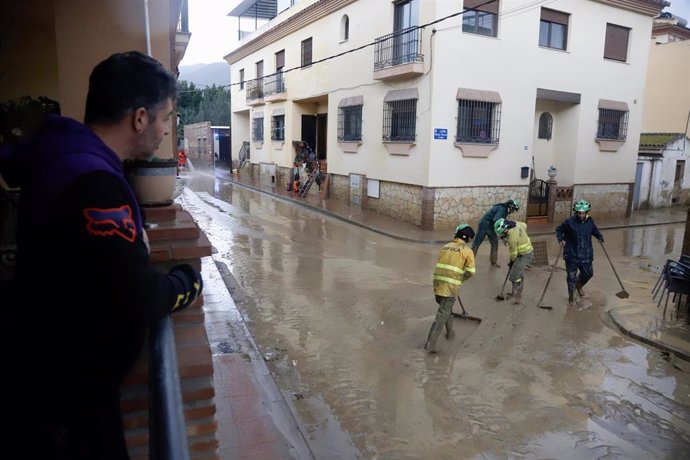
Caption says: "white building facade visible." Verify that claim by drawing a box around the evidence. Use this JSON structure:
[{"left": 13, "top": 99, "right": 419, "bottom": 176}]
[{"left": 226, "top": 0, "right": 667, "bottom": 229}]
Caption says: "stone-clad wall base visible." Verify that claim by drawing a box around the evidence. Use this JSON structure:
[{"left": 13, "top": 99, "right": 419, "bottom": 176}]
[
  {"left": 329, "top": 174, "right": 530, "bottom": 229},
  {"left": 434, "top": 186, "right": 529, "bottom": 229},
  {"left": 368, "top": 181, "right": 422, "bottom": 226},
  {"left": 330, "top": 174, "right": 350, "bottom": 201},
  {"left": 571, "top": 184, "right": 630, "bottom": 221}
]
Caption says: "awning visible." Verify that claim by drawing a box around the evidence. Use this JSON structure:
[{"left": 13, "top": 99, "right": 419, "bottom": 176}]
[
  {"left": 338, "top": 95, "right": 364, "bottom": 107},
  {"left": 384, "top": 88, "right": 418, "bottom": 102},
  {"left": 598, "top": 99, "right": 629, "bottom": 111}
]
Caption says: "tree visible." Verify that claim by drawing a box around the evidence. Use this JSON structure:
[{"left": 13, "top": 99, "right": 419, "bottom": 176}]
[{"left": 176, "top": 81, "right": 230, "bottom": 144}]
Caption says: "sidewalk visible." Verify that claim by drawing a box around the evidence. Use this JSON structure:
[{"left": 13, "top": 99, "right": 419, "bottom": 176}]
[{"left": 200, "top": 167, "right": 690, "bottom": 457}]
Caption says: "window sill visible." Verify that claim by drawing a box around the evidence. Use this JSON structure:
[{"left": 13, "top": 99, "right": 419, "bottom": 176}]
[
  {"left": 454, "top": 142, "right": 498, "bottom": 158},
  {"left": 595, "top": 138, "right": 625, "bottom": 152},
  {"left": 338, "top": 141, "right": 361, "bottom": 153},
  {"left": 272, "top": 141, "right": 285, "bottom": 150},
  {"left": 383, "top": 142, "right": 415, "bottom": 155},
  {"left": 253, "top": 141, "right": 264, "bottom": 150}
]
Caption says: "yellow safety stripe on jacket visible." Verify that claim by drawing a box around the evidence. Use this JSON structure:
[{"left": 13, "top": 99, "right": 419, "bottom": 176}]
[
  {"left": 433, "top": 274, "right": 463, "bottom": 285},
  {"left": 435, "top": 263, "right": 465, "bottom": 274},
  {"left": 507, "top": 222, "right": 533, "bottom": 260},
  {"left": 432, "top": 238, "right": 476, "bottom": 297}
]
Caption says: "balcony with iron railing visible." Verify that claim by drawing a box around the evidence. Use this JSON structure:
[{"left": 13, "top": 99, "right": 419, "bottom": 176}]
[
  {"left": 373, "top": 26, "right": 424, "bottom": 81},
  {"left": 263, "top": 72, "right": 287, "bottom": 102},
  {"left": 245, "top": 78, "right": 265, "bottom": 106}
]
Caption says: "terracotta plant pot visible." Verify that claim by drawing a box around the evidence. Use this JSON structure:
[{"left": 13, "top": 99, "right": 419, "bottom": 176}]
[{"left": 124, "top": 158, "right": 178, "bottom": 207}]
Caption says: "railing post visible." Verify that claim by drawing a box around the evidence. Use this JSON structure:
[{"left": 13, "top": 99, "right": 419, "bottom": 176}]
[
  {"left": 547, "top": 178, "right": 558, "bottom": 223},
  {"left": 149, "top": 316, "right": 190, "bottom": 460}
]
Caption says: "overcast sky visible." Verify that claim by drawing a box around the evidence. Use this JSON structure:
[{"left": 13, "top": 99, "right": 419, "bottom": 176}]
[
  {"left": 181, "top": 0, "right": 690, "bottom": 66},
  {"left": 181, "top": 0, "right": 240, "bottom": 65}
]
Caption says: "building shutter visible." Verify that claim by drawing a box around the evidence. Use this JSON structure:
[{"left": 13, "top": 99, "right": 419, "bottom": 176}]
[
  {"left": 541, "top": 8, "right": 569, "bottom": 25},
  {"left": 464, "top": 0, "right": 499, "bottom": 14},
  {"left": 604, "top": 23, "right": 630, "bottom": 62}
]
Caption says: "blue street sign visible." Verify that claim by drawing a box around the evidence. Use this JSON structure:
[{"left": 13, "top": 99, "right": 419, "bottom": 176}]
[{"left": 434, "top": 128, "right": 448, "bottom": 140}]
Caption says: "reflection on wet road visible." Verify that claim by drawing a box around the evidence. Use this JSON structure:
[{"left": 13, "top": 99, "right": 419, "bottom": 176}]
[{"left": 180, "top": 174, "right": 690, "bottom": 459}]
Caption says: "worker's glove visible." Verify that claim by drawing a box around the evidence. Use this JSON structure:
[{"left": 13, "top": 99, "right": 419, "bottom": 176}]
[
  {"left": 598, "top": 237, "right": 604, "bottom": 244},
  {"left": 559, "top": 240, "right": 565, "bottom": 249},
  {"left": 508, "top": 260, "right": 514, "bottom": 268},
  {"left": 169, "top": 264, "right": 203, "bottom": 312}
]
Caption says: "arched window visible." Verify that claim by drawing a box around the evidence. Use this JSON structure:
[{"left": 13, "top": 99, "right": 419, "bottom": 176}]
[
  {"left": 341, "top": 15, "right": 349, "bottom": 41},
  {"left": 538, "top": 112, "right": 553, "bottom": 140}
]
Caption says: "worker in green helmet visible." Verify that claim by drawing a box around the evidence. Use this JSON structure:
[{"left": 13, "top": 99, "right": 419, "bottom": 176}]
[
  {"left": 471, "top": 199, "right": 520, "bottom": 267},
  {"left": 494, "top": 218, "right": 533, "bottom": 305},
  {"left": 425, "top": 224, "right": 476, "bottom": 353},
  {"left": 556, "top": 199, "right": 604, "bottom": 306}
]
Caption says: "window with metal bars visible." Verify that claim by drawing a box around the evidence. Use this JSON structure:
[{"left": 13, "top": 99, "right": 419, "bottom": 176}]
[
  {"left": 456, "top": 100, "right": 501, "bottom": 144},
  {"left": 383, "top": 99, "right": 417, "bottom": 142},
  {"left": 538, "top": 112, "right": 552, "bottom": 140},
  {"left": 271, "top": 115, "right": 285, "bottom": 141},
  {"left": 252, "top": 117, "right": 264, "bottom": 141},
  {"left": 338, "top": 105, "right": 362, "bottom": 141},
  {"left": 597, "top": 109, "right": 628, "bottom": 140},
  {"left": 301, "top": 37, "right": 312, "bottom": 67}
]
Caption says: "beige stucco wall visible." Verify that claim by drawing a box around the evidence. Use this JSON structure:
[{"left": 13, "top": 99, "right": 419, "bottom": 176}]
[
  {"left": 642, "top": 39, "right": 690, "bottom": 134},
  {"left": 0, "top": 0, "right": 60, "bottom": 102},
  {"left": 1, "top": 0, "right": 176, "bottom": 158}
]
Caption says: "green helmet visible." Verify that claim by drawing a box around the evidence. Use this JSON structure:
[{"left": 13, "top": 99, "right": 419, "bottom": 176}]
[
  {"left": 507, "top": 199, "right": 520, "bottom": 213},
  {"left": 573, "top": 199, "right": 591, "bottom": 213},
  {"left": 494, "top": 218, "right": 511, "bottom": 236},
  {"left": 454, "top": 223, "right": 476, "bottom": 241}
]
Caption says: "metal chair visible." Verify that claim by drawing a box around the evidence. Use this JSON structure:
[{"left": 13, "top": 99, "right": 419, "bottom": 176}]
[{"left": 653, "top": 259, "right": 690, "bottom": 316}]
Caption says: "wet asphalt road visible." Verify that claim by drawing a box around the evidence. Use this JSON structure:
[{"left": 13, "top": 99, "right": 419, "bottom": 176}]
[{"left": 180, "top": 173, "right": 690, "bottom": 459}]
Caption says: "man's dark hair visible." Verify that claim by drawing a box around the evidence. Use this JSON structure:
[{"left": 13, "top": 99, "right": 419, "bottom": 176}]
[{"left": 84, "top": 51, "right": 178, "bottom": 124}]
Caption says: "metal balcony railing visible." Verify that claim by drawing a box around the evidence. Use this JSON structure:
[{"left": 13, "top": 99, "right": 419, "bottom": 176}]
[
  {"left": 245, "top": 78, "right": 264, "bottom": 102},
  {"left": 263, "top": 72, "right": 286, "bottom": 96},
  {"left": 149, "top": 316, "right": 190, "bottom": 460},
  {"left": 373, "top": 26, "right": 423, "bottom": 71}
]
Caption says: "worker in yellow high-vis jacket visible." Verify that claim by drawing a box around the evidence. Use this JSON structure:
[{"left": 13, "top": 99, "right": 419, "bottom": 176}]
[
  {"left": 494, "top": 218, "right": 534, "bottom": 305},
  {"left": 425, "top": 224, "right": 476, "bottom": 353}
]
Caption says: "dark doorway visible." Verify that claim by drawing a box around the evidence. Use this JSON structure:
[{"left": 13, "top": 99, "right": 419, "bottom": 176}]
[
  {"left": 301, "top": 114, "right": 316, "bottom": 153},
  {"left": 316, "top": 114, "right": 327, "bottom": 160}
]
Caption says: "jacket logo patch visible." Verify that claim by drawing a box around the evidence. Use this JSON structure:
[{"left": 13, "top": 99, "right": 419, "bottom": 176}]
[{"left": 83, "top": 205, "right": 137, "bottom": 243}]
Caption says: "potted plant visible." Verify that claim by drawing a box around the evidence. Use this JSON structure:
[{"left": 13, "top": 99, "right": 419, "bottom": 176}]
[{"left": 124, "top": 156, "right": 179, "bottom": 207}]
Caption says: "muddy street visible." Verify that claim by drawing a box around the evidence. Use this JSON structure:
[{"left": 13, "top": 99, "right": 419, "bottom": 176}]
[{"left": 180, "top": 174, "right": 690, "bottom": 459}]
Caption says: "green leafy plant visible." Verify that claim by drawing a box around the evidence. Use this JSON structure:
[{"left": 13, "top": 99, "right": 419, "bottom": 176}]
[{"left": 0, "top": 96, "right": 61, "bottom": 145}]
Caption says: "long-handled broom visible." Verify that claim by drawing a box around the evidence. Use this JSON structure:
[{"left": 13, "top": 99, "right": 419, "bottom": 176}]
[
  {"left": 598, "top": 240, "right": 630, "bottom": 299},
  {"left": 537, "top": 247, "right": 563, "bottom": 309}
]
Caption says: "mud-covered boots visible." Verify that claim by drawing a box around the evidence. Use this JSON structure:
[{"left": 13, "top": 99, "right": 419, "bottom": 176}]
[
  {"left": 511, "top": 281, "right": 523, "bottom": 305},
  {"left": 445, "top": 316, "right": 455, "bottom": 339},
  {"left": 568, "top": 288, "right": 576, "bottom": 306},
  {"left": 424, "top": 321, "right": 443, "bottom": 353},
  {"left": 575, "top": 282, "right": 587, "bottom": 298},
  {"left": 490, "top": 245, "right": 500, "bottom": 268}
]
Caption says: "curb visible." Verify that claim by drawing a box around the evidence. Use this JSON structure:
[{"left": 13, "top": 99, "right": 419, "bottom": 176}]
[
  {"left": 216, "top": 173, "right": 686, "bottom": 243},
  {"left": 607, "top": 307, "right": 690, "bottom": 362}
]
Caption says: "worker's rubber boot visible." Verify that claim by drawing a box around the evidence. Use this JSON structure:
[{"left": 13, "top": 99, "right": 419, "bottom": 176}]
[
  {"left": 490, "top": 246, "right": 500, "bottom": 268},
  {"left": 511, "top": 282, "right": 523, "bottom": 305},
  {"left": 424, "top": 321, "right": 443, "bottom": 353},
  {"left": 568, "top": 288, "right": 576, "bottom": 307},
  {"left": 445, "top": 316, "right": 455, "bottom": 339},
  {"left": 575, "top": 281, "right": 587, "bottom": 298}
]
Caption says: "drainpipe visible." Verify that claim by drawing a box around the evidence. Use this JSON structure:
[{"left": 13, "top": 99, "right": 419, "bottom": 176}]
[{"left": 144, "top": 0, "right": 152, "bottom": 56}]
